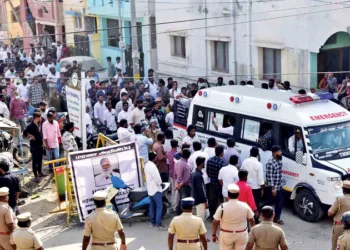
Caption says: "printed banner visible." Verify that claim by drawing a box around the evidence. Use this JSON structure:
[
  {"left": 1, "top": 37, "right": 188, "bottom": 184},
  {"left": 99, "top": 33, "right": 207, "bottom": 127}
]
[
  {"left": 66, "top": 85, "right": 82, "bottom": 138},
  {"left": 68, "top": 142, "right": 142, "bottom": 222}
]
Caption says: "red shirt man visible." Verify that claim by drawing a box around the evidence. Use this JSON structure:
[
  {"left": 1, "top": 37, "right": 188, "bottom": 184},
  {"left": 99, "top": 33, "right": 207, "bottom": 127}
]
[{"left": 236, "top": 169, "right": 257, "bottom": 212}]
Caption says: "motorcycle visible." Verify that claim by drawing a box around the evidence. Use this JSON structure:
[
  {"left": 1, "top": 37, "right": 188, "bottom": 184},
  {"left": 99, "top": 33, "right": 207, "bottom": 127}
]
[
  {"left": 0, "top": 130, "right": 32, "bottom": 164},
  {"left": 110, "top": 175, "right": 170, "bottom": 224}
]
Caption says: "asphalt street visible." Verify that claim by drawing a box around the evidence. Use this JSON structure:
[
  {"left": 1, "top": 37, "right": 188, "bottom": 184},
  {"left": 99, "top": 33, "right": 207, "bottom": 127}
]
[{"left": 28, "top": 203, "right": 334, "bottom": 250}]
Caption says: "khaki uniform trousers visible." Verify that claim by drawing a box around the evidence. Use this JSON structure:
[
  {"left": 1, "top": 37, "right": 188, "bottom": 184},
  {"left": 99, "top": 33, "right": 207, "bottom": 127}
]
[
  {"left": 91, "top": 243, "right": 116, "bottom": 250},
  {"left": 0, "top": 234, "right": 12, "bottom": 250},
  {"left": 176, "top": 242, "right": 202, "bottom": 250},
  {"left": 219, "top": 231, "right": 248, "bottom": 250},
  {"left": 332, "top": 224, "right": 344, "bottom": 250}
]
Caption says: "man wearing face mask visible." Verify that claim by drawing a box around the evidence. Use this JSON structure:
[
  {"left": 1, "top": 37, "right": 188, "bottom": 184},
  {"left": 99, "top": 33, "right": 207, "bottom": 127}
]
[
  {"left": 94, "top": 158, "right": 120, "bottom": 187},
  {"left": 4, "top": 65, "right": 16, "bottom": 79},
  {"left": 42, "top": 111, "right": 61, "bottom": 172},
  {"left": 265, "top": 145, "right": 284, "bottom": 225}
]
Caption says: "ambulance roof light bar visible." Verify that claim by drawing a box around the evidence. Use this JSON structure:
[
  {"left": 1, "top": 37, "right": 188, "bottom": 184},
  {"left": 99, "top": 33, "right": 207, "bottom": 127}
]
[{"left": 289, "top": 92, "right": 333, "bottom": 104}]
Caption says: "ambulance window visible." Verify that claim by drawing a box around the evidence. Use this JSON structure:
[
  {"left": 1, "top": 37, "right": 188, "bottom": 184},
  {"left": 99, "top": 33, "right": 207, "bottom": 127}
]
[
  {"left": 259, "top": 122, "right": 273, "bottom": 150},
  {"left": 207, "top": 111, "right": 235, "bottom": 136},
  {"left": 241, "top": 118, "right": 261, "bottom": 143},
  {"left": 280, "top": 124, "right": 305, "bottom": 157}
]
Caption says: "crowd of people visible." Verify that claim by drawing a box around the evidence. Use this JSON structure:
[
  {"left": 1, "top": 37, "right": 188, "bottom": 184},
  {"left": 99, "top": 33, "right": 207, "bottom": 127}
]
[{"left": 1, "top": 41, "right": 350, "bottom": 250}]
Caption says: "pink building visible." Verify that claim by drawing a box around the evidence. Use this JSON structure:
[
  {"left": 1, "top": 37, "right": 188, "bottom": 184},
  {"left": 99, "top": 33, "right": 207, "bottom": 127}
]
[{"left": 19, "top": 0, "right": 64, "bottom": 52}]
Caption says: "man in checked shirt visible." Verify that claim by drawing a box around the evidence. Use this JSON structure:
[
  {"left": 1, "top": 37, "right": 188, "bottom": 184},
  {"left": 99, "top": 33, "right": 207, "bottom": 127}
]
[{"left": 265, "top": 145, "right": 285, "bottom": 225}]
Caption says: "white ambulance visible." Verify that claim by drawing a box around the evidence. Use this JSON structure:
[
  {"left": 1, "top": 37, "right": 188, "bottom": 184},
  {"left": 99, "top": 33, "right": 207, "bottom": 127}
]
[{"left": 173, "top": 85, "right": 350, "bottom": 222}]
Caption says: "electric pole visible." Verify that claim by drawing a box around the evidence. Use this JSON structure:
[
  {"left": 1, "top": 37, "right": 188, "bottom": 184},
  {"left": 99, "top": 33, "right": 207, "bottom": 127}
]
[
  {"left": 130, "top": 0, "right": 140, "bottom": 80},
  {"left": 118, "top": 0, "right": 125, "bottom": 72}
]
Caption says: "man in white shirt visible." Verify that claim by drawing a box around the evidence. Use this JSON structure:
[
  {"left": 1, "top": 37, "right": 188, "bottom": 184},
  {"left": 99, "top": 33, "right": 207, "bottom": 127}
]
[
  {"left": 117, "top": 119, "right": 135, "bottom": 143},
  {"left": 144, "top": 151, "right": 166, "bottom": 230},
  {"left": 26, "top": 64, "right": 37, "bottom": 84},
  {"left": 128, "top": 99, "right": 145, "bottom": 127},
  {"left": 35, "top": 59, "right": 43, "bottom": 75},
  {"left": 84, "top": 70, "right": 95, "bottom": 93},
  {"left": 288, "top": 129, "right": 304, "bottom": 155},
  {"left": 117, "top": 101, "right": 131, "bottom": 125},
  {"left": 203, "top": 137, "right": 217, "bottom": 157},
  {"left": 115, "top": 92, "right": 133, "bottom": 116},
  {"left": 240, "top": 146, "right": 264, "bottom": 216},
  {"left": 211, "top": 115, "right": 234, "bottom": 136},
  {"left": 148, "top": 77, "right": 158, "bottom": 100},
  {"left": 94, "top": 157, "right": 120, "bottom": 187},
  {"left": 218, "top": 155, "right": 239, "bottom": 200},
  {"left": 104, "top": 101, "right": 117, "bottom": 134},
  {"left": 4, "top": 65, "right": 16, "bottom": 78},
  {"left": 35, "top": 51, "right": 43, "bottom": 62},
  {"left": 94, "top": 94, "right": 106, "bottom": 127},
  {"left": 46, "top": 67, "right": 60, "bottom": 95},
  {"left": 56, "top": 41, "right": 62, "bottom": 59},
  {"left": 188, "top": 141, "right": 209, "bottom": 185},
  {"left": 17, "top": 78, "right": 30, "bottom": 103},
  {"left": 165, "top": 105, "right": 174, "bottom": 131},
  {"left": 115, "top": 56, "right": 122, "bottom": 71},
  {"left": 134, "top": 124, "right": 153, "bottom": 162},
  {"left": 0, "top": 94, "right": 9, "bottom": 119},
  {"left": 41, "top": 60, "right": 51, "bottom": 76}
]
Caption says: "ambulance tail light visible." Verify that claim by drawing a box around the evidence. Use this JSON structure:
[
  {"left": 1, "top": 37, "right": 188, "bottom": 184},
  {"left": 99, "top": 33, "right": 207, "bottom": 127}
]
[{"left": 289, "top": 96, "right": 313, "bottom": 104}]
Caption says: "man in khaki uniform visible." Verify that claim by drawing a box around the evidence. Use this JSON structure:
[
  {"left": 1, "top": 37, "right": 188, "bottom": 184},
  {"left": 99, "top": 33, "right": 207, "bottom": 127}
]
[
  {"left": 329, "top": 180, "right": 350, "bottom": 250},
  {"left": 0, "top": 187, "right": 16, "bottom": 250},
  {"left": 10, "top": 212, "right": 44, "bottom": 250},
  {"left": 212, "top": 183, "right": 255, "bottom": 250},
  {"left": 337, "top": 211, "right": 350, "bottom": 250},
  {"left": 246, "top": 206, "right": 288, "bottom": 250},
  {"left": 168, "top": 197, "right": 207, "bottom": 250},
  {"left": 82, "top": 190, "right": 127, "bottom": 250}
]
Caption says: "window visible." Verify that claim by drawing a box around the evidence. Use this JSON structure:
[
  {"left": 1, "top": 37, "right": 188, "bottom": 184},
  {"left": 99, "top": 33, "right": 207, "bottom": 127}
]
[
  {"left": 263, "top": 48, "right": 281, "bottom": 79},
  {"left": 43, "top": 7, "right": 48, "bottom": 14},
  {"left": 11, "top": 7, "right": 20, "bottom": 22},
  {"left": 241, "top": 118, "right": 273, "bottom": 150},
  {"left": 213, "top": 41, "right": 229, "bottom": 73},
  {"left": 74, "top": 16, "right": 83, "bottom": 30},
  {"left": 207, "top": 111, "right": 235, "bottom": 136},
  {"left": 279, "top": 124, "right": 305, "bottom": 158},
  {"left": 84, "top": 16, "right": 97, "bottom": 34},
  {"left": 171, "top": 36, "right": 186, "bottom": 58},
  {"left": 106, "top": 19, "right": 119, "bottom": 47}
]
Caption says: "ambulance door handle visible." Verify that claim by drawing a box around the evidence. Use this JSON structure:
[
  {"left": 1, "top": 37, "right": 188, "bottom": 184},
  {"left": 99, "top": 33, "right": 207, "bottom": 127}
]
[{"left": 309, "top": 173, "right": 315, "bottom": 176}]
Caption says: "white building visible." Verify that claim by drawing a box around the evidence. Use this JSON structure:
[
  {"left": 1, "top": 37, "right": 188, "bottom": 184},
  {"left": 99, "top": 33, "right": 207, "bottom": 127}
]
[{"left": 155, "top": 0, "right": 350, "bottom": 90}]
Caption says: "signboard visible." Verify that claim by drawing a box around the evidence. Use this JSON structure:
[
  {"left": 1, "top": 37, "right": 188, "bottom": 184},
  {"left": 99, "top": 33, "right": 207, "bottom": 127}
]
[
  {"left": 68, "top": 142, "right": 142, "bottom": 222},
  {"left": 66, "top": 73, "right": 82, "bottom": 138},
  {"left": 173, "top": 100, "right": 188, "bottom": 128}
]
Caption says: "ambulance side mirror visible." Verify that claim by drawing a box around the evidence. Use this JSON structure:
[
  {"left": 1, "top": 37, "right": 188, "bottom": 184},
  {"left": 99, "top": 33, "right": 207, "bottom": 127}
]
[{"left": 296, "top": 151, "right": 306, "bottom": 165}]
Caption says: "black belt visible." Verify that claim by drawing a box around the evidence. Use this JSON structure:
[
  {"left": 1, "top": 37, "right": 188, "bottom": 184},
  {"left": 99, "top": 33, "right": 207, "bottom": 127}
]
[
  {"left": 91, "top": 242, "right": 115, "bottom": 246},
  {"left": 177, "top": 239, "right": 199, "bottom": 243}
]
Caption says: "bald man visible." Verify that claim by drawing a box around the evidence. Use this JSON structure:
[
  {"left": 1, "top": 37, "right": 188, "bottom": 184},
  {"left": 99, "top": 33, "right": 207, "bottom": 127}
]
[{"left": 94, "top": 158, "right": 120, "bottom": 187}]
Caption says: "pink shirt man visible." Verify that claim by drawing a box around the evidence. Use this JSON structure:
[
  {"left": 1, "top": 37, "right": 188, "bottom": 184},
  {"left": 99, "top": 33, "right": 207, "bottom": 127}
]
[{"left": 42, "top": 120, "right": 61, "bottom": 149}]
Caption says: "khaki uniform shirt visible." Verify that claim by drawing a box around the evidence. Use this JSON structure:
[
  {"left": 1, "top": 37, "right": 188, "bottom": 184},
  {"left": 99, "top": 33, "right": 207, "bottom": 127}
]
[
  {"left": 329, "top": 194, "right": 350, "bottom": 222},
  {"left": 0, "top": 201, "right": 16, "bottom": 233},
  {"left": 213, "top": 199, "right": 254, "bottom": 231},
  {"left": 10, "top": 228, "right": 43, "bottom": 250},
  {"left": 83, "top": 207, "right": 123, "bottom": 243},
  {"left": 168, "top": 212, "right": 207, "bottom": 250},
  {"left": 248, "top": 221, "right": 287, "bottom": 250},
  {"left": 337, "top": 230, "right": 350, "bottom": 250}
]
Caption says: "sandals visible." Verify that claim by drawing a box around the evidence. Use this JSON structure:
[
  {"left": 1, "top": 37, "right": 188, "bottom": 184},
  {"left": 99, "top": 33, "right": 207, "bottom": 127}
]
[{"left": 274, "top": 219, "right": 284, "bottom": 225}]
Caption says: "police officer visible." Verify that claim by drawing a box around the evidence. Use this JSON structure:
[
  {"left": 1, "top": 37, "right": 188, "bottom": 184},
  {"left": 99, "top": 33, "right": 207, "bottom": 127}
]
[
  {"left": 246, "top": 206, "right": 288, "bottom": 250},
  {"left": 212, "top": 183, "right": 255, "bottom": 250},
  {"left": 10, "top": 212, "right": 44, "bottom": 250},
  {"left": 168, "top": 197, "right": 208, "bottom": 250},
  {"left": 337, "top": 211, "right": 350, "bottom": 250},
  {"left": 0, "top": 187, "right": 17, "bottom": 250},
  {"left": 328, "top": 180, "right": 350, "bottom": 250},
  {"left": 82, "top": 190, "right": 127, "bottom": 250}
]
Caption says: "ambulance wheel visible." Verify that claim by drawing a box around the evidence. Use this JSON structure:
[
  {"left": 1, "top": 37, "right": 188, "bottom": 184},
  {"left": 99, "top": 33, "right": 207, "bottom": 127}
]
[{"left": 294, "top": 190, "right": 324, "bottom": 222}]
